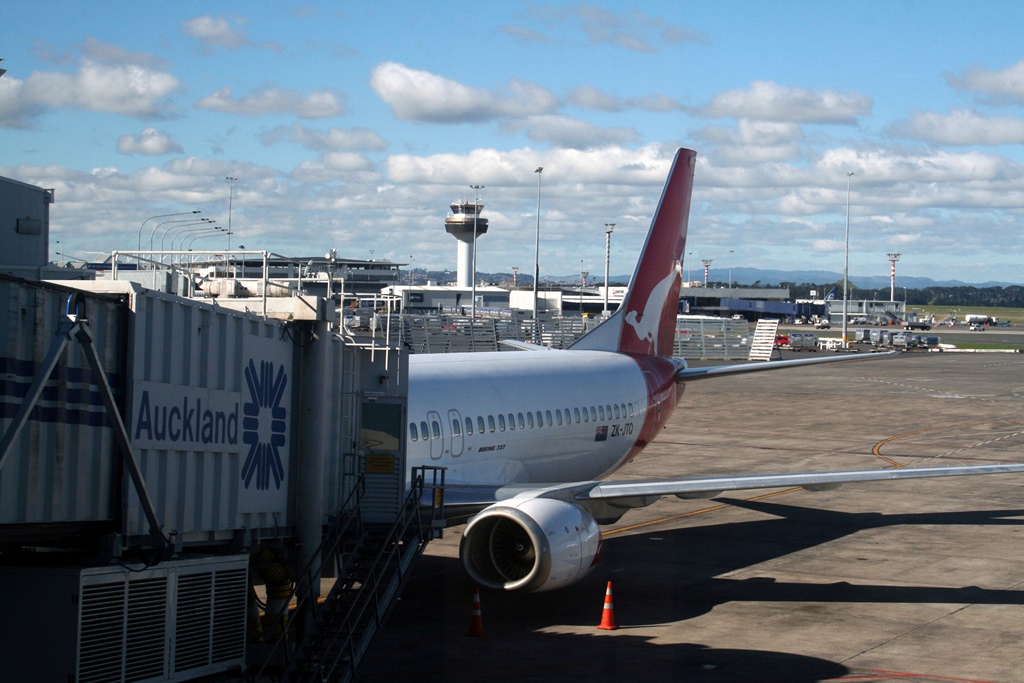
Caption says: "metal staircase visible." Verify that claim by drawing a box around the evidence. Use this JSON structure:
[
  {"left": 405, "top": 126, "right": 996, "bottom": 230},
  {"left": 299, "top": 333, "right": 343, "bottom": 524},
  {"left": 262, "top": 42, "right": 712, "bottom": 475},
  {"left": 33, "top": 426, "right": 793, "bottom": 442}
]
[{"left": 251, "top": 466, "right": 445, "bottom": 683}]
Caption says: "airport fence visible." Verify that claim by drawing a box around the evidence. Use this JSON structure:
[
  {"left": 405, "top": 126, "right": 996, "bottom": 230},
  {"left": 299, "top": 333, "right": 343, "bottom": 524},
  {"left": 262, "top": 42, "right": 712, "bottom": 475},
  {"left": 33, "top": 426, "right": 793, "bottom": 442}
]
[
  {"left": 674, "top": 317, "right": 750, "bottom": 359},
  {"left": 366, "top": 314, "right": 749, "bottom": 359},
  {"left": 368, "top": 315, "right": 601, "bottom": 353}
]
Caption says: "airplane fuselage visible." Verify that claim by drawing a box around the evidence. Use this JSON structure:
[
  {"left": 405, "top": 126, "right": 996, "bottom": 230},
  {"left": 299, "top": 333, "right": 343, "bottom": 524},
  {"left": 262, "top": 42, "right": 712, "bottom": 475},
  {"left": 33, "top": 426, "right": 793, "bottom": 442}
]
[{"left": 406, "top": 349, "right": 685, "bottom": 486}]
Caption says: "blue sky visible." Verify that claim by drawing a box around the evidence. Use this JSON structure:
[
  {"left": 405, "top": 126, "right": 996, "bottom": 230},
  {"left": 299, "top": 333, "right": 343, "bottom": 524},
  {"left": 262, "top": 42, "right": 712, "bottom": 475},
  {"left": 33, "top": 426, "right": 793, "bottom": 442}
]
[{"left": 3, "top": 1, "right": 1024, "bottom": 284}]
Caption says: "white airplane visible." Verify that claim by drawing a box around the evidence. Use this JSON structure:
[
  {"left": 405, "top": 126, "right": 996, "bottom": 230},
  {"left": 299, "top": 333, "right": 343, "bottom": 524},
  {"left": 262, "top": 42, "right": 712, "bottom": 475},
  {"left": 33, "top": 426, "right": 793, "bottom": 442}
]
[{"left": 405, "top": 148, "right": 1024, "bottom": 593}]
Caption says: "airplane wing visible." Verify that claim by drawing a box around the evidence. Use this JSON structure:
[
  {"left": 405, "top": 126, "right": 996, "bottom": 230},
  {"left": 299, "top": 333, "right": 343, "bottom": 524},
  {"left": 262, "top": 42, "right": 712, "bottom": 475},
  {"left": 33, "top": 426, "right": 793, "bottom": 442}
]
[
  {"left": 431, "top": 460, "right": 1024, "bottom": 523},
  {"left": 676, "top": 351, "right": 897, "bottom": 381},
  {"left": 578, "top": 462, "right": 1024, "bottom": 504},
  {"left": 499, "top": 340, "right": 555, "bottom": 351}
]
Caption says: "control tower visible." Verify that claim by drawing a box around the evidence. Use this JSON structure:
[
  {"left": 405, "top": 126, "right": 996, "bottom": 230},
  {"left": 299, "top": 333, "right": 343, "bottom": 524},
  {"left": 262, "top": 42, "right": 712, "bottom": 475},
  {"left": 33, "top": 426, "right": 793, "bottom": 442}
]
[{"left": 445, "top": 200, "right": 488, "bottom": 288}]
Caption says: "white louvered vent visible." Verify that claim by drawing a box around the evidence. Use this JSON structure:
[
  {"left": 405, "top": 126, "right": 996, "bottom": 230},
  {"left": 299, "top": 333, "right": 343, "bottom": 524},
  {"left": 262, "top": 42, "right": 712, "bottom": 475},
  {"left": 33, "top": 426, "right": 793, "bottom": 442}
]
[
  {"left": 174, "top": 567, "right": 248, "bottom": 673},
  {"left": 125, "top": 577, "right": 168, "bottom": 682},
  {"left": 211, "top": 569, "right": 248, "bottom": 663},
  {"left": 79, "top": 581, "right": 129, "bottom": 683},
  {"left": 174, "top": 572, "right": 212, "bottom": 671},
  {"left": 70, "top": 557, "right": 247, "bottom": 683}
]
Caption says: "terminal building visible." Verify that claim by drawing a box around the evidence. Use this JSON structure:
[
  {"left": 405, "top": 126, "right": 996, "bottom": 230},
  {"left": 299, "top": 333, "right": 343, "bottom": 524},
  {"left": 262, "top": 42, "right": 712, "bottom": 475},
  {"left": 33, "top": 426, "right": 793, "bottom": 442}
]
[{"left": 1, "top": 173, "right": 907, "bottom": 681}]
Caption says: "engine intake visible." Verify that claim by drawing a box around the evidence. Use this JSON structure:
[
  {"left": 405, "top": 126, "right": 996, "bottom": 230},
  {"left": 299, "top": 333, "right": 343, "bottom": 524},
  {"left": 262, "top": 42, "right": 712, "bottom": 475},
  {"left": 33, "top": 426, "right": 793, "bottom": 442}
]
[{"left": 459, "top": 498, "right": 601, "bottom": 592}]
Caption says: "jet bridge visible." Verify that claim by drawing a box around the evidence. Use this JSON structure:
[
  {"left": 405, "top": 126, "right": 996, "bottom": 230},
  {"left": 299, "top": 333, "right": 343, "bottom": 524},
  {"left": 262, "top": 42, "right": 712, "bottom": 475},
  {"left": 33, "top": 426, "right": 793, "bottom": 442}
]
[{"left": 0, "top": 274, "right": 434, "bottom": 682}]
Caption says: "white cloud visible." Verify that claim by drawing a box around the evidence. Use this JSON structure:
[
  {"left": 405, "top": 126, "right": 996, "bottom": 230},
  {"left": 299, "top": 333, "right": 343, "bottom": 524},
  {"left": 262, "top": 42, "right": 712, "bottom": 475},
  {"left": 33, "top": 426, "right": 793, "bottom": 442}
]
[
  {"left": 570, "top": 5, "right": 707, "bottom": 53},
  {"left": 817, "top": 147, "right": 1015, "bottom": 183},
  {"left": 291, "top": 153, "right": 380, "bottom": 183},
  {"left": 117, "top": 128, "right": 184, "bottom": 155},
  {"left": 260, "top": 124, "right": 387, "bottom": 151},
  {"left": 181, "top": 15, "right": 284, "bottom": 52},
  {"left": 369, "top": 62, "right": 559, "bottom": 123},
  {"left": 385, "top": 144, "right": 673, "bottom": 187},
  {"left": 196, "top": 86, "right": 345, "bottom": 118},
  {"left": 567, "top": 85, "right": 685, "bottom": 113},
  {"left": 21, "top": 60, "right": 179, "bottom": 117},
  {"left": 502, "top": 115, "right": 641, "bottom": 149},
  {"left": 79, "top": 37, "right": 167, "bottom": 69},
  {"left": 703, "top": 80, "right": 871, "bottom": 123},
  {"left": 948, "top": 59, "right": 1024, "bottom": 104},
  {"left": 0, "top": 76, "right": 46, "bottom": 128},
  {"left": 568, "top": 85, "right": 623, "bottom": 112},
  {"left": 497, "top": 24, "right": 558, "bottom": 44},
  {"left": 898, "top": 109, "right": 1024, "bottom": 145}
]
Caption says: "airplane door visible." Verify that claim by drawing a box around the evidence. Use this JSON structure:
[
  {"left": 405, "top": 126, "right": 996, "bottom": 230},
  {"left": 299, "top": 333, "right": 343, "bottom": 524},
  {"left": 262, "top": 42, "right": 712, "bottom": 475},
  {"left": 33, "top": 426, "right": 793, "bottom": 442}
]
[
  {"left": 426, "top": 410, "right": 444, "bottom": 460},
  {"left": 448, "top": 409, "right": 464, "bottom": 457}
]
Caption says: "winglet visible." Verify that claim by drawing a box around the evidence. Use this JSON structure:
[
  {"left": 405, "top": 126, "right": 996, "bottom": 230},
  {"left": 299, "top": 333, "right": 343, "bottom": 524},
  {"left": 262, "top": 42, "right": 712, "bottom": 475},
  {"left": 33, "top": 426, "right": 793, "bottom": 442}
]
[{"left": 570, "top": 148, "right": 696, "bottom": 356}]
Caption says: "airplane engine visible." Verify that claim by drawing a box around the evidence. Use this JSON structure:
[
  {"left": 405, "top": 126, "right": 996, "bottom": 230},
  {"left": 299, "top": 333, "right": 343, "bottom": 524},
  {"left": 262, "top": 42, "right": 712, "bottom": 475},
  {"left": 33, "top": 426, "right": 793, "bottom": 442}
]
[{"left": 459, "top": 498, "right": 602, "bottom": 592}]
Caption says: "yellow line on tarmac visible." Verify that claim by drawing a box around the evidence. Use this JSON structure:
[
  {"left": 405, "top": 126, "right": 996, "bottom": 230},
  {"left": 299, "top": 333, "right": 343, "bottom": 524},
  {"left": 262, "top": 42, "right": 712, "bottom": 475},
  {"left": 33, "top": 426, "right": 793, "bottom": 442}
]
[
  {"left": 604, "top": 419, "right": 1023, "bottom": 537},
  {"left": 871, "top": 419, "right": 1021, "bottom": 466}
]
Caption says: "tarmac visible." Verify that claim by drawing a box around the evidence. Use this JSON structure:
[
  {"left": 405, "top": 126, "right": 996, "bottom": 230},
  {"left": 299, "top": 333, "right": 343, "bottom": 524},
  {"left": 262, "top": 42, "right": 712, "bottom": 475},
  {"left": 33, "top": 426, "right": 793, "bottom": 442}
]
[{"left": 358, "top": 350, "right": 1024, "bottom": 683}]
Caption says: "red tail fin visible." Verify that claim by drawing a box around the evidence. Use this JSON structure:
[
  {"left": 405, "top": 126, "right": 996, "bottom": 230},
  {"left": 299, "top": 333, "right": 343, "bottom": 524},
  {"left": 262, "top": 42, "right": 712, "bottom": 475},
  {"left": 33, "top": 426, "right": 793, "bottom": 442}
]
[{"left": 570, "top": 148, "right": 696, "bottom": 356}]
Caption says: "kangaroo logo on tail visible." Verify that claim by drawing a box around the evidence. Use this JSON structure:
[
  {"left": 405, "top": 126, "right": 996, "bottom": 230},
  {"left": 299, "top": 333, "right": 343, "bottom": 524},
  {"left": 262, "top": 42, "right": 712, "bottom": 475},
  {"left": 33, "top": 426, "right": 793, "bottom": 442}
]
[{"left": 625, "top": 269, "right": 679, "bottom": 355}]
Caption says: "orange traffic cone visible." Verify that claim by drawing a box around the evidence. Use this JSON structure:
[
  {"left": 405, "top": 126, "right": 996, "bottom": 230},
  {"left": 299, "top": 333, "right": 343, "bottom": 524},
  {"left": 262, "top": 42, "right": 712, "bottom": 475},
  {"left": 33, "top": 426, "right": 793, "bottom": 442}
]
[
  {"left": 597, "top": 581, "right": 618, "bottom": 630},
  {"left": 467, "top": 587, "right": 485, "bottom": 637}
]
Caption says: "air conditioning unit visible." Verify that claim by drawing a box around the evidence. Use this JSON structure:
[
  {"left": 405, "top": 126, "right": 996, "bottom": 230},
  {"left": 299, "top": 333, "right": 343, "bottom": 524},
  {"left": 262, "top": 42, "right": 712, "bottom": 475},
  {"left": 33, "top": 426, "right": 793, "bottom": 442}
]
[{"left": 0, "top": 555, "right": 248, "bottom": 682}]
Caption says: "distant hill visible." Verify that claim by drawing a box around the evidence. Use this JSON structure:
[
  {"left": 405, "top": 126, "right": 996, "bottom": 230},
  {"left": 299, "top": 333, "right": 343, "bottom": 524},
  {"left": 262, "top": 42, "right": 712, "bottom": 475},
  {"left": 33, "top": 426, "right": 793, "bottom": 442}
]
[
  {"left": 416, "top": 267, "right": 1016, "bottom": 289},
  {"left": 542, "top": 267, "right": 1015, "bottom": 289},
  {"left": 719, "top": 268, "right": 1015, "bottom": 289}
]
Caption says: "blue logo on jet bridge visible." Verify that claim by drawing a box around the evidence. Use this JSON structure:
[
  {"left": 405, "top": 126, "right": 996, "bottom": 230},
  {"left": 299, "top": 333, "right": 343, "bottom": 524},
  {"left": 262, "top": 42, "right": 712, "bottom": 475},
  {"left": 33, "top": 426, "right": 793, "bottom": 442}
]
[{"left": 241, "top": 359, "right": 288, "bottom": 491}]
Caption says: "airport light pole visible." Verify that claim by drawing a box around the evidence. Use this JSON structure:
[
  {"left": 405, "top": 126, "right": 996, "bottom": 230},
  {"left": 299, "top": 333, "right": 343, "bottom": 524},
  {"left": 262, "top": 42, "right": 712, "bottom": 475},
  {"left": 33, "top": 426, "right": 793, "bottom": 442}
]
[
  {"left": 172, "top": 225, "right": 222, "bottom": 252},
  {"left": 225, "top": 176, "right": 237, "bottom": 250},
  {"left": 186, "top": 228, "right": 227, "bottom": 251},
  {"left": 470, "top": 184, "right": 484, "bottom": 319},
  {"left": 532, "top": 167, "right": 543, "bottom": 340},
  {"left": 603, "top": 223, "right": 614, "bottom": 316},
  {"left": 887, "top": 252, "right": 901, "bottom": 302},
  {"left": 843, "top": 171, "right": 854, "bottom": 349},
  {"left": 157, "top": 218, "right": 212, "bottom": 251},
  {"left": 729, "top": 249, "right": 734, "bottom": 289},
  {"left": 139, "top": 211, "right": 200, "bottom": 254},
  {"left": 579, "top": 262, "right": 587, "bottom": 316},
  {"left": 702, "top": 259, "right": 713, "bottom": 286}
]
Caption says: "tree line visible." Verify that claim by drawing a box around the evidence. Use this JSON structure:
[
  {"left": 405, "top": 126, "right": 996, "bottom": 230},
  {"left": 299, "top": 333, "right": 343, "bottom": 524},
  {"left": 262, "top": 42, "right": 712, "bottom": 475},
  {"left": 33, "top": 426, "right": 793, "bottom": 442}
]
[{"left": 776, "top": 283, "right": 1024, "bottom": 308}]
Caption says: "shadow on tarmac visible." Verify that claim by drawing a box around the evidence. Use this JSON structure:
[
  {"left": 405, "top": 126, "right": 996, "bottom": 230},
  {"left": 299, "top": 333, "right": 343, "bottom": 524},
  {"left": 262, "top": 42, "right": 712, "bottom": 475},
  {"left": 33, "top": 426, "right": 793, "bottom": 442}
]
[{"left": 359, "top": 502, "right": 1024, "bottom": 682}]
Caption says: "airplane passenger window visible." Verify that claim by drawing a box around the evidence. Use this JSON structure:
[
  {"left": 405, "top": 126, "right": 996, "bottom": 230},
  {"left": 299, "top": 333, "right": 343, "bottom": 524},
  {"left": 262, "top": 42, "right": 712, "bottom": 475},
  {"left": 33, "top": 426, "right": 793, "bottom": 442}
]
[
  {"left": 628, "top": 403, "right": 634, "bottom": 417},
  {"left": 544, "top": 410, "right": 552, "bottom": 426},
  {"left": 420, "top": 421, "right": 429, "bottom": 438},
  {"left": 574, "top": 407, "right": 581, "bottom": 423},
  {"left": 465, "top": 417, "right": 473, "bottom": 435},
  {"left": 614, "top": 404, "right": 621, "bottom": 419},
  {"left": 452, "top": 419, "right": 461, "bottom": 437},
  {"left": 527, "top": 412, "right": 534, "bottom": 428},
  {"left": 590, "top": 406, "right": 597, "bottom": 421},
  {"left": 508, "top": 413, "right": 516, "bottom": 430},
  {"left": 555, "top": 409, "right": 563, "bottom": 425},
  {"left": 478, "top": 416, "right": 486, "bottom": 433},
  {"left": 606, "top": 404, "right": 612, "bottom": 419},
  {"left": 498, "top": 414, "right": 506, "bottom": 431},
  {"left": 598, "top": 405, "right": 605, "bottom": 421},
  {"left": 582, "top": 407, "right": 588, "bottom": 423},
  {"left": 431, "top": 421, "right": 441, "bottom": 439},
  {"left": 488, "top": 415, "right": 496, "bottom": 432},
  {"left": 517, "top": 412, "right": 525, "bottom": 429},
  {"left": 409, "top": 423, "right": 418, "bottom": 441}
]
